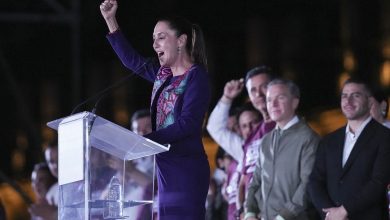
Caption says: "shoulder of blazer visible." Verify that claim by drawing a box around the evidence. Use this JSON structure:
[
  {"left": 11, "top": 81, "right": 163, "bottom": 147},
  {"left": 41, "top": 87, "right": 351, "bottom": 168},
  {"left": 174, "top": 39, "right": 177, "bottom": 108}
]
[
  {"left": 321, "top": 125, "right": 346, "bottom": 144},
  {"left": 188, "top": 64, "right": 208, "bottom": 78},
  {"left": 362, "top": 118, "right": 390, "bottom": 138}
]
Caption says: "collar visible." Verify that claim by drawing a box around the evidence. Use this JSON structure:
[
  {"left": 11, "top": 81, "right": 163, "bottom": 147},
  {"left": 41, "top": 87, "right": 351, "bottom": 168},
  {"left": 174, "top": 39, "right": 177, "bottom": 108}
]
[
  {"left": 277, "top": 115, "right": 299, "bottom": 132},
  {"left": 345, "top": 116, "right": 372, "bottom": 138}
]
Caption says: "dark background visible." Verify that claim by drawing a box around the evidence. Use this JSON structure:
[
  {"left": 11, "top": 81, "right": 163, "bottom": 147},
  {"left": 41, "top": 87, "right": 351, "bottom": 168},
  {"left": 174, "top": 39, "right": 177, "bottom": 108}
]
[{"left": 0, "top": 0, "right": 389, "bottom": 179}]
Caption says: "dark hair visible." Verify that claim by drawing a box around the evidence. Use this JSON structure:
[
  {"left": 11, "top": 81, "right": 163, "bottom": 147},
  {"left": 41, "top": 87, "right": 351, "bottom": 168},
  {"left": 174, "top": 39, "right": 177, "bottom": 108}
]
[
  {"left": 235, "top": 102, "right": 262, "bottom": 122},
  {"left": 343, "top": 77, "right": 373, "bottom": 96},
  {"left": 372, "top": 89, "right": 389, "bottom": 118},
  {"left": 32, "top": 162, "right": 57, "bottom": 182},
  {"left": 267, "top": 78, "right": 300, "bottom": 99},
  {"left": 214, "top": 147, "right": 233, "bottom": 168},
  {"left": 244, "top": 65, "right": 273, "bottom": 85},
  {"left": 33, "top": 162, "right": 51, "bottom": 173},
  {"left": 215, "top": 146, "right": 225, "bottom": 159},
  {"left": 158, "top": 16, "right": 208, "bottom": 68},
  {"left": 228, "top": 106, "right": 241, "bottom": 117},
  {"left": 131, "top": 109, "right": 151, "bottom": 123},
  {"left": 45, "top": 141, "right": 58, "bottom": 150}
]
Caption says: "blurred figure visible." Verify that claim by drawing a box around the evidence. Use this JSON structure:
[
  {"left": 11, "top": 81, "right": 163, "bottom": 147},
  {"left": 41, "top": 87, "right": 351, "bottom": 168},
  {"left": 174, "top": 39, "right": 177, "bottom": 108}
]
[
  {"left": 309, "top": 78, "right": 390, "bottom": 220},
  {"left": 29, "top": 143, "right": 58, "bottom": 220},
  {"left": 31, "top": 163, "right": 57, "bottom": 202},
  {"left": 209, "top": 100, "right": 261, "bottom": 220},
  {"left": 131, "top": 109, "right": 152, "bottom": 136},
  {"left": 44, "top": 144, "right": 58, "bottom": 206},
  {"left": 370, "top": 89, "right": 390, "bottom": 128},
  {"left": 227, "top": 108, "right": 242, "bottom": 136},
  {"left": 214, "top": 147, "right": 229, "bottom": 190},
  {"left": 30, "top": 163, "right": 57, "bottom": 220},
  {"left": 207, "top": 66, "right": 276, "bottom": 218},
  {"left": 206, "top": 178, "right": 221, "bottom": 220},
  {"left": 206, "top": 147, "right": 228, "bottom": 220},
  {"left": 206, "top": 108, "right": 241, "bottom": 220},
  {"left": 220, "top": 152, "right": 239, "bottom": 220},
  {"left": 131, "top": 109, "right": 154, "bottom": 175}
]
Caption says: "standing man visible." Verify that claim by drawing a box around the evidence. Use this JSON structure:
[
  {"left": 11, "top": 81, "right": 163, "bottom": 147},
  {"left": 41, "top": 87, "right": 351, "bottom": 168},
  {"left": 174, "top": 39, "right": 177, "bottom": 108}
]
[
  {"left": 207, "top": 66, "right": 274, "bottom": 163},
  {"left": 207, "top": 66, "right": 276, "bottom": 217},
  {"left": 308, "top": 78, "right": 390, "bottom": 220},
  {"left": 245, "top": 79, "right": 320, "bottom": 220}
]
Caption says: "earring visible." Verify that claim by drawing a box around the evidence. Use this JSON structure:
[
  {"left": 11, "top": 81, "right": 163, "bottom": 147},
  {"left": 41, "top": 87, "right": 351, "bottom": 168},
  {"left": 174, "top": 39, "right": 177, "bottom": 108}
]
[{"left": 381, "top": 110, "right": 387, "bottom": 117}]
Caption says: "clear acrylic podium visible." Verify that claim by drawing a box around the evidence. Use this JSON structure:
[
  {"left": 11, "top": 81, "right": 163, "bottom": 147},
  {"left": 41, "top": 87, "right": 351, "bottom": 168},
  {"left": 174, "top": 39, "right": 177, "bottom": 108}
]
[{"left": 47, "top": 112, "right": 169, "bottom": 220}]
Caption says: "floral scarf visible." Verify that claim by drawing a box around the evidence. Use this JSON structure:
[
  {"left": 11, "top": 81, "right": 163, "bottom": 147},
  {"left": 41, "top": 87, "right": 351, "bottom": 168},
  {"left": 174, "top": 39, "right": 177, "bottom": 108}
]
[{"left": 151, "top": 66, "right": 190, "bottom": 130}]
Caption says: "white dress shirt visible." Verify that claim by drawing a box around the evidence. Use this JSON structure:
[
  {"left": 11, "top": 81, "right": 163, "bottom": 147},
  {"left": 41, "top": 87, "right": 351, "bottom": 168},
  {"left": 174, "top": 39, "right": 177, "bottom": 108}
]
[
  {"left": 342, "top": 116, "right": 372, "bottom": 166},
  {"left": 277, "top": 115, "right": 299, "bottom": 133},
  {"left": 206, "top": 100, "right": 244, "bottom": 162}
]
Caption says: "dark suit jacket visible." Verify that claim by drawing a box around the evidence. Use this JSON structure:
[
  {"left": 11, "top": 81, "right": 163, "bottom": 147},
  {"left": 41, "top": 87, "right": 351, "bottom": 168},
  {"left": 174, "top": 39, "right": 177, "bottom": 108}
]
[{"left": 308, "top": 119, "right": 390, "bottom": 220}]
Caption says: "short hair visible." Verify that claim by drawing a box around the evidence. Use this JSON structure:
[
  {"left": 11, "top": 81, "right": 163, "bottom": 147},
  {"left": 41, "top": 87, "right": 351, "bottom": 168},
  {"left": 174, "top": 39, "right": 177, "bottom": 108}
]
[
  {"left": 235, "top": 102, "right": 262, "bottom": 122},
  {"left": 267, "top": 78, "right": 300, "bottom": 99},
  {"left": 372, "top": 89, "right": 389, "bottom": 118},
  {"left": 32, "top": 162, "right": 57, "bottom": 187},
  {"left": 244, "top": 65, "right": 273, "bottom": 86},
  {"left": 228, "top": 106, "right": 241, "bottom": 117},
  {"left": 343, "top": 77, "right": 373, "bottom": 96},
  {"left": 131, "top": 109, "right": 151, "bottom": 123}
]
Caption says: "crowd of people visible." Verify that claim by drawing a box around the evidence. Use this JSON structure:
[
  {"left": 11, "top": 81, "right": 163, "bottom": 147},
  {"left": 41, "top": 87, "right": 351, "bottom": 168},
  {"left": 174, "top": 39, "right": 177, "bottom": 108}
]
[
  {"left": 206, "top": 68, "right": 390, "bottom": 220},
  {"left": 24, "top": 0, "right": 390, "bottom": 219}
]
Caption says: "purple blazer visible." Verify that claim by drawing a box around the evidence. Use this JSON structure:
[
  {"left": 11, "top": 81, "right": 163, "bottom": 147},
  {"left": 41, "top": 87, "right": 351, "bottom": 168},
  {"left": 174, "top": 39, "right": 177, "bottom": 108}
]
[{"left": 107, "top": 31, "right": 210, "bottom": 220}]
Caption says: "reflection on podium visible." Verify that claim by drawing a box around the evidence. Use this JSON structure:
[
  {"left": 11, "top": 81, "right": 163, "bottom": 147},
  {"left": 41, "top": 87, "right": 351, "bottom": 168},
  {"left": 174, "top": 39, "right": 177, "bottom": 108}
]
[
  {"left": 48, "top": 112, "right": 169, "bottom": 220},
  {"left": 104, "top": 176, "right": 124, "bottom": 219}
]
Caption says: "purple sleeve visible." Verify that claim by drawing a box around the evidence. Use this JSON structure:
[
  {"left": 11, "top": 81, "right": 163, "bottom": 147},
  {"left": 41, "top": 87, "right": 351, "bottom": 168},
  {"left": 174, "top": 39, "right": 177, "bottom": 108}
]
[
  {"left": 262, "top": 121, "right": 276, "bottom": 134},
  {"left": 145, "top": 66, "right": 210, "bottom": 144},
  {"left": 106, "top": 31, "right": 159, "bottom": 83}
]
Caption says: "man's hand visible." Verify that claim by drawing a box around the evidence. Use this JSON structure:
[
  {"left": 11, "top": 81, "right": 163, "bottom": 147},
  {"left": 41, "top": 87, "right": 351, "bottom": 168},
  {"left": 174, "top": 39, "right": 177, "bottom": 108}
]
[
  {"left": 221, "top": 78, "right": 244, "bottom": 103},
  {"left": 323, "top": 205, "right": 348, "bottom": 220}
]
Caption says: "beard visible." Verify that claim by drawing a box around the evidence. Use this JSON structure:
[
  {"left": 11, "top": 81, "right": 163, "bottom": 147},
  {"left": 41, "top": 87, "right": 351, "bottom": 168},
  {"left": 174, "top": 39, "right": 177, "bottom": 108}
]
[{"left": 343, "top": 106, "right": 370, "bottom": 120}]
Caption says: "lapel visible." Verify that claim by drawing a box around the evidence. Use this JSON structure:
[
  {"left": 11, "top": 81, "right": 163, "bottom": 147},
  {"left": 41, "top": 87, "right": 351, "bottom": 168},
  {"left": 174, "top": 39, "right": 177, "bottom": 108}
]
[
  {"left": 333, "top": 128, "right": 345, "bottom": 177},
  {"left": 150, "top": 75, "right": 172, "bottom": 131},
  {"left": 341, "top": 119, "right": 375, "bottom": 177}
]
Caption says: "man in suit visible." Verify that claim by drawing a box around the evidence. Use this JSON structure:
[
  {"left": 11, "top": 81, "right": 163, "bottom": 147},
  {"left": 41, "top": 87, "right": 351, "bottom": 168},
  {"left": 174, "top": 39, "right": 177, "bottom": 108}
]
[
  {"left": 244, "top": 78, "right": 320, "bottom": 220},
  {"left": 308, "top": 78, "right": 390, "bottom": 220}
]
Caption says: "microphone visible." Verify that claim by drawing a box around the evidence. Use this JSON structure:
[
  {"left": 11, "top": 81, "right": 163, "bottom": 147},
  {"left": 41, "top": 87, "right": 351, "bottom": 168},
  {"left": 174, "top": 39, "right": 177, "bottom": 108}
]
[{"left": 70, "top": 57, "right": 155, "bottom": 115}]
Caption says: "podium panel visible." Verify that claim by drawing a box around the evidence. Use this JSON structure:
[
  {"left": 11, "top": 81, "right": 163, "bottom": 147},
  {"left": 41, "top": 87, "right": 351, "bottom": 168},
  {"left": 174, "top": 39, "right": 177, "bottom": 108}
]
[{"left": 48, "top": 112, "right": 169, "bottom": 220}]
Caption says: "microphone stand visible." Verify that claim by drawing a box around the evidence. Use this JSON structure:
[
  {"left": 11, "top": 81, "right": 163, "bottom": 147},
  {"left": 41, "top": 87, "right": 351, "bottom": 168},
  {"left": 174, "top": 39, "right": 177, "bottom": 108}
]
[
  {"left": 70, "top": 57, "right": 154, "bottom": 115},
  {"left": 81, "top": 58, "right": 155, "bottom": 134}
]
